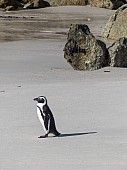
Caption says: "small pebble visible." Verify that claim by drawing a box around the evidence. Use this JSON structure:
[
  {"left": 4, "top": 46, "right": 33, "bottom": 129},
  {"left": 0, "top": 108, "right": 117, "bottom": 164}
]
[{"left": 104, "top": 70, "right": 110, "bottom": 72}]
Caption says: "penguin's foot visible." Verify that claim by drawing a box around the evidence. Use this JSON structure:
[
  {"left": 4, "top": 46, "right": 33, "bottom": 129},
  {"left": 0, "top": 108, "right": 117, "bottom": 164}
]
[
  {"left": 38, "top": 135, "right": 46, "bottom": 138},
  {"left": 38, "top": 134, "right": 48, "bottom": 138},
  {"left": 54, "top": 132, "right": 61, "bottom": 137}
]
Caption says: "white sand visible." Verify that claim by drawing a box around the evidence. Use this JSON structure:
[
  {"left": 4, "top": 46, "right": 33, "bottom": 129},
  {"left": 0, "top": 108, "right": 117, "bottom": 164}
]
[{"left": 0, "top": 6, "right": 127, "bottom": 170}]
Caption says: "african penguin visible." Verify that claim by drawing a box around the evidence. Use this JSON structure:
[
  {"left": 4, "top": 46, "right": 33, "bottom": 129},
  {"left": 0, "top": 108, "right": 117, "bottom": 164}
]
[{"left": 33, "top": 96, "right": 60, "bottom": 138}]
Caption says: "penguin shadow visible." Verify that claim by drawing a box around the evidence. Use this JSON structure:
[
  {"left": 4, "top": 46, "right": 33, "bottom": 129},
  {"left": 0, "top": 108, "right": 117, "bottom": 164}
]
[{"left": 59, "top": 131, "right": 97, "bottom": 138}]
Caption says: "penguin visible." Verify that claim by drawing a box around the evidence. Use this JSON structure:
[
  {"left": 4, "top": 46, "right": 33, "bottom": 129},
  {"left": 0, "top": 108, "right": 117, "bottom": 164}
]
[{"left": 33, "top": 96, "right": 61, "bottom": 138}]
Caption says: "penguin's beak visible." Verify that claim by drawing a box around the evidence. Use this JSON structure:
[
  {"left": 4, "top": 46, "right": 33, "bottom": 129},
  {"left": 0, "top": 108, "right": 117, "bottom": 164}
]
[{"left": 33, "top": 98, "right": 37, "bottom": 101}]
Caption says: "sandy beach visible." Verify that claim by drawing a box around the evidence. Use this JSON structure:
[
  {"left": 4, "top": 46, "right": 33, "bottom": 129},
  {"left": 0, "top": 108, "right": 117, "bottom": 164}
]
[{"left": 0, "top": 6, "right": 127, "bottom": 170}]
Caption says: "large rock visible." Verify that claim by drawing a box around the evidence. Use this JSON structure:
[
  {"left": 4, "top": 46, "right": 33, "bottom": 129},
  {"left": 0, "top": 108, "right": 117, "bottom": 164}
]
[
  {"left": 0, "top": 0, "right": 20, "bottom": 8},
  {"left": 5, "top": 5, "right": 15, "bottom": 10},
  {"left": 0, "top": 0, "right": 50, "bottom": 9},
  {"left": 46, "top": 0, "right": 89, "bottom": 6},
  {"left": 102, "top": 5, "right": 127, "bottom": 40},
  {"left": 108, "top": 37, "right": 127, "bottom": 67},
  {"left": 47, "top": 0, "right": 126, "bottom": 7},
  {"left": 64, "top": 24, "right": 109, "bottom": 71},
  {"left": 23, "top": 0, "right": 50, "bottom": 8},
  {"left": 89, "top": 0, "right": 124, "bottom": 10}
]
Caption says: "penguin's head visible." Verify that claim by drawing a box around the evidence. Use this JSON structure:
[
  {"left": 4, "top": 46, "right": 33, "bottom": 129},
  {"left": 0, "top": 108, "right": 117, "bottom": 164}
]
[{"left": 33, "top": 96, "right": 47, "bottom": 105}]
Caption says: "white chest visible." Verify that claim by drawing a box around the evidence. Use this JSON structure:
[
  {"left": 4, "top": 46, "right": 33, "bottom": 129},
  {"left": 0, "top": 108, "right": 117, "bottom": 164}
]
[{"left": 36, "top": 103, "right": 47, "bottom": 132}]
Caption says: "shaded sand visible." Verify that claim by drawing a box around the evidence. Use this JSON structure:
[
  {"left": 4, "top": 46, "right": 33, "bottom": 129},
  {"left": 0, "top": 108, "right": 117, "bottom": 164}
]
[
  {"left": 0, "top": 6, "right": 114, "bottom": 41},
  {"left": 0, "top": 6, "right": 127, "bottom": 170}
]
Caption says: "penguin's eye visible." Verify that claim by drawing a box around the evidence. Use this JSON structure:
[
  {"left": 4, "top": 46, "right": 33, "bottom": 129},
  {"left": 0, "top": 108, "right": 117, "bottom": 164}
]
[
  {"left": 38, "top": 98, "right": 45, "bottom": 103},
  {"left": 41, "top": 99, "right": 45, "bottom": 103}
]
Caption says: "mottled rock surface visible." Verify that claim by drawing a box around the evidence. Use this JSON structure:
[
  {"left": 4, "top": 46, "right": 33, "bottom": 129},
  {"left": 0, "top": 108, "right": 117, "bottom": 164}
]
[
  {"left": 89, "top": 0, "right": 124, "bottom": 10},
  {"left": 47, "top": 0, "right": 89, "bottom": 6},
  {"left": 47, "top": 0, "right": 126, "bottom": 9},
  {"left": 0, "top": 0, "right": 20, "bottom": 9},
  {"left": 0, "top": 0, "right": 50, "bottom": 9},
  {"left": 64, "top": 24, "right": 109, "bottom": 71},
  {"left": 108, "top": 37, "right": 127, "bottom": 67},
  {"left": 0, "top": 0, "right": 126, "bottom": 10},
  {"left": 23, "top": 0, "right": 50, "bottom": 8},
  {"left": 102, "top": 5, "right": 127, "bottom": 40}
]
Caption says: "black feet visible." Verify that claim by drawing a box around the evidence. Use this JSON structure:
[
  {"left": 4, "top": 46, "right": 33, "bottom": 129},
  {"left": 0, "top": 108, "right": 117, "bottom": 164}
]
[
  {"left": 38, "top": 134, "right": 48, "bottom": 138},
  {"left": 38, "top": 132, "right": 61, "bottom": 138},
  {"left": 54, "top": 132, "right": 61, "bottom": 137}
]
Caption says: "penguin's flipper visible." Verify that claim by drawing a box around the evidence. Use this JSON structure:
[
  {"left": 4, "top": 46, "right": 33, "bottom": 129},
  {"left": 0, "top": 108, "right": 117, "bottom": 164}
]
[
  {"left": 44, "top": 114, "right": 50, "bottom": 131},
  {"left": 43, "top": 105, "right": 51, "bottom": 131}
]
